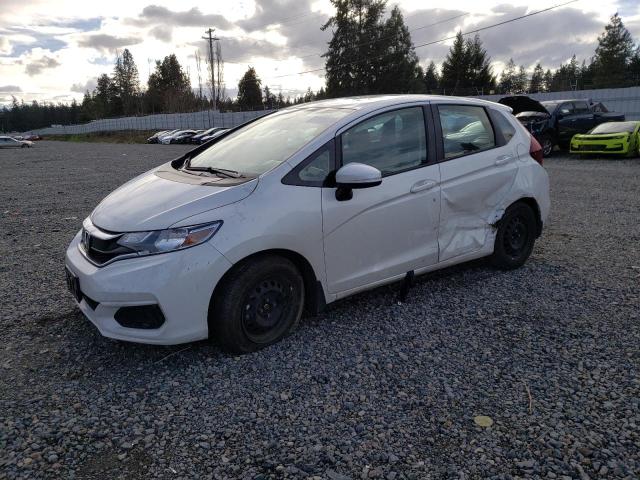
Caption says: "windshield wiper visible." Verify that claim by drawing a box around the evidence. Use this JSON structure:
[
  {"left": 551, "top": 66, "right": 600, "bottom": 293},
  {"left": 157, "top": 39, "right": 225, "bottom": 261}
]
[{"left": 184, "top": 165, "right": 243, "bottom": 178}]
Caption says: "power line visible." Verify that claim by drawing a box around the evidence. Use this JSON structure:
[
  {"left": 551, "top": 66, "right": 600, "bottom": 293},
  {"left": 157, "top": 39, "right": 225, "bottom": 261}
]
[{"left": 263, "top": 0, "right": 579, "bottom": 80}]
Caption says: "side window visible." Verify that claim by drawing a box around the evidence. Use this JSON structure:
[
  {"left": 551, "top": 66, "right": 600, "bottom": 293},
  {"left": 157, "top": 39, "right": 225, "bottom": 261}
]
[
  {"left": 341, "top": 106, "right": 427, "bottom": 176},
  {"left": 559, "top": 103, "right": 574, "bottom": 115},
  {"left": 438, "top": 105, "right": 496, "bottom": 159},
  {"left": 490, "top": 110, "right": 516, "bottom": 144},
  {"left": 572, "top": 101, "right": 590, "bottom": 114},
  {"left": 281, "top": 141, "right": 334, "bottom": 187}
]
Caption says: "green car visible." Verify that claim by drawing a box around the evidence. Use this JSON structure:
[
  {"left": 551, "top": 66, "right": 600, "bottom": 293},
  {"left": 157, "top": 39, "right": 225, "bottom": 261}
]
[{"left": 570, "top": 121, "right": 640, "bottom": 157}]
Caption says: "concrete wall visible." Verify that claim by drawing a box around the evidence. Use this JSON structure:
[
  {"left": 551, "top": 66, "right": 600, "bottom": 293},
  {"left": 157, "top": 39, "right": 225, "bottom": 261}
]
[
  {"left": 476, "top": 86, "right": 640, "bottom": 120},
  {"left": 26, "top": 109, "right": 274, "bottom": 136}
]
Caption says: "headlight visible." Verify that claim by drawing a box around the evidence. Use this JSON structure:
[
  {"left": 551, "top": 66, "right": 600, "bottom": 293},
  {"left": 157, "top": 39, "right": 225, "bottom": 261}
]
[{"left": 117, "top": 221, "right": 222, "bottom": 256}]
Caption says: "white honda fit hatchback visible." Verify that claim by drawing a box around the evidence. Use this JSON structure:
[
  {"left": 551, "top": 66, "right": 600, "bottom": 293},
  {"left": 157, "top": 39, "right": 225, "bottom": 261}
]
[{"left": 65, "top": 95, "right": 550, "bottom": 353}]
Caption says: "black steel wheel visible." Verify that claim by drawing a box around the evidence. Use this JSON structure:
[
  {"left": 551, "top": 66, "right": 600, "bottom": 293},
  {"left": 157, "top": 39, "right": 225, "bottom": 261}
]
[
  {"left": 210, "top": 256, "right": 304, "bottom": 354},
  {"left": 491, "top": 202, "right": 537, "bottom": 270}
]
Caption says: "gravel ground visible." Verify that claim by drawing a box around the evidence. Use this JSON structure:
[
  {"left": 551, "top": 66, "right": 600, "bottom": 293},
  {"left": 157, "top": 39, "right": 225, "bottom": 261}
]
[{"left": 1, "top": 141, "right": 639, "bottom": 480}]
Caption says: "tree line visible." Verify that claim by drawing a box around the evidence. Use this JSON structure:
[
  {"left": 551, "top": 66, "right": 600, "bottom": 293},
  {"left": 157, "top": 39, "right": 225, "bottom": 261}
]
[{"left": 2, "top": 1, "right": 640, "bottom": 132}]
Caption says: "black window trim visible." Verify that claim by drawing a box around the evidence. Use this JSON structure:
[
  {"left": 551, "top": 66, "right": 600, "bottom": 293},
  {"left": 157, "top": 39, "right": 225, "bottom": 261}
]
[
  {"left": 281, "top": 139, "right": 337, "bottom": 188},
  {"left": 431, "top": 103, "right": 502, "bottom": 163},
  {"left": 335, "top": 104, "right": 437, "bottom": 179}
]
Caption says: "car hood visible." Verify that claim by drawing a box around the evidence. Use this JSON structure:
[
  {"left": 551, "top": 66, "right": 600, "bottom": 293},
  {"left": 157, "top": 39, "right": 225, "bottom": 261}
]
[
  {"left": 91, "top": 166, "right": 258, "bottom": 232},
  {"left": 499, "top": 96, "right": 548, "bottom": 115}
]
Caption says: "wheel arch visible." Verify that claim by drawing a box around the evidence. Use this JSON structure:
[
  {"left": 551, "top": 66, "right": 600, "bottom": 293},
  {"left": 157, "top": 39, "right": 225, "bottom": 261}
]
[
  {"left": 506, "top": 197, "right": 543, "bottom": 238},
  {"left": 209, "top": 248, "right": 326, "bottom": 326}
]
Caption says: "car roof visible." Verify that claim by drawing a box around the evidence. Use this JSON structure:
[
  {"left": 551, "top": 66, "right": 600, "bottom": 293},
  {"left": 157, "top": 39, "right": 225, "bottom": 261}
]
[{"left": 282, "top": 94, "right": 509, "bottom": 114}]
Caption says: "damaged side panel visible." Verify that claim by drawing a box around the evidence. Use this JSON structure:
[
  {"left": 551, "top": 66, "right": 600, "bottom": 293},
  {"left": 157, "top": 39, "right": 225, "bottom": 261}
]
[{"left": 437, "top": 146, "right": 550, "bottom": 263}]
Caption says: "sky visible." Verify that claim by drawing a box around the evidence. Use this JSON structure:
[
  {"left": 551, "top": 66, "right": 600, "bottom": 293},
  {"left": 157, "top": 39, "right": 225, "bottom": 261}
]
[{"left": 0, "top": 0, "right": 639, "bottom": 107}]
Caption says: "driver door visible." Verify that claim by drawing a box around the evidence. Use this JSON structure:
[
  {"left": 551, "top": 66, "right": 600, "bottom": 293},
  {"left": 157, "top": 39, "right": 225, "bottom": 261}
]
[{"left": 322, "top": 106, "right": 441, "bottom": 295}]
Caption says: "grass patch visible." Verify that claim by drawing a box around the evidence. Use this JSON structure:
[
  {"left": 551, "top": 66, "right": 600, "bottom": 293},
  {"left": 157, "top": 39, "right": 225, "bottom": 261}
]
[{"left": 43, "top": 130, "right": 156, "bottom": 144}]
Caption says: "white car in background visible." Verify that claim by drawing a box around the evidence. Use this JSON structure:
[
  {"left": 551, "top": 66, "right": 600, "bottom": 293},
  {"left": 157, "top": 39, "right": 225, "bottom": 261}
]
[
  {"left": 65, "top": 95, "right": 550, "bottom": 353},
  {"left": 0, "top": 136, "right": 33, "bottom": 148}
]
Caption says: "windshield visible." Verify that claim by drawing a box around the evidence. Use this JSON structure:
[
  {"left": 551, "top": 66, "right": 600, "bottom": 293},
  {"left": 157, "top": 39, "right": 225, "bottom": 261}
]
[
  {"left": 541, "top": 101, "right": 560, "bottom": 113},
  {"left": 189, "top": 107, "right": 352, "bottom": 175},
  {"left": 589, "top": 121, "right": 638, "bottom": 134}
]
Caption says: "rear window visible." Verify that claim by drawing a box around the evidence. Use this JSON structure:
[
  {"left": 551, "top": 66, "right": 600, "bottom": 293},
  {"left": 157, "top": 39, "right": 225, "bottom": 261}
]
[
  {"left": 438, "top": 105, "right": 496, "bottom": 159},
  {"left": 491, "top": 111, "right": 516, "bottom": 143}
]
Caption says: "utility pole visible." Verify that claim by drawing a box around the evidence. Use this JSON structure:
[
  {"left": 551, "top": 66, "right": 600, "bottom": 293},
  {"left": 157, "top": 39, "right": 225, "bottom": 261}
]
[{"left": 202, "top": 28, "right": 218, "bottom": 111}]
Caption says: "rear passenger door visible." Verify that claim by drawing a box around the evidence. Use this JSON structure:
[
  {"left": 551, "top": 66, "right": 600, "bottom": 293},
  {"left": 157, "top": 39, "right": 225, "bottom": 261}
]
[
  {"left": 435, "top": 104, "right": 519, "bottom": 262},
  {"left": 571, "top": 100, "right": 597, "bottom": 133}
]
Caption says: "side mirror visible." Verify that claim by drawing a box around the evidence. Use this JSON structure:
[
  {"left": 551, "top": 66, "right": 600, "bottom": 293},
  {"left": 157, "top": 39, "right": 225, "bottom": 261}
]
[{"left": 335, "top": 163, "right": 382, "bottom": 201}]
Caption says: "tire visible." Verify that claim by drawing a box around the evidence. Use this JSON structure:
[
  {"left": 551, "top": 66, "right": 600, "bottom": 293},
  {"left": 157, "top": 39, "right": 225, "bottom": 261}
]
[
  {"left": 210, "top": 256, "right": 304, "bottom": 354},
  {"left": 491, "top": 203, "right": 537, "bottom": 270},
  {"left": 540, "top": 134, "right": 553, "bottom": 157}
]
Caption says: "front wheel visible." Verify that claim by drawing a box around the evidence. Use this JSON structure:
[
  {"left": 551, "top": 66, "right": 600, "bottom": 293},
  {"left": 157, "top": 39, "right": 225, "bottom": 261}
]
[
  {"left": 491, "top": 203, "right": 537, "bottom": 270},
  {"left": 540, "top": 134, "right": 553, "bottom": 157},
  {"left": 210, "top": 256, "right": 304, "bottom": 354}
]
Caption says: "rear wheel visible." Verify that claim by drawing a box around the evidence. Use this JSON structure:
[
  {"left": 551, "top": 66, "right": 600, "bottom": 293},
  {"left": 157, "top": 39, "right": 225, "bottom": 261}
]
[
  {"left": 210, "top": 256, "right": 304, "bottom": 354},
  {"left": 491, "top": 203, "right": 537, "bottom": 270}
]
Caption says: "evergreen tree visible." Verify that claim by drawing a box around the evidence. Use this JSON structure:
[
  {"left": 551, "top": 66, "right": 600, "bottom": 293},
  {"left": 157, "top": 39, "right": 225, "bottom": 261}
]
[
  {"left": 592, "top": 13, "right": 635, "bottom": 87},
  {"left": 529, "top": 63, "right": 544, "bottom": 92},
  {"left": 424, "top": 61, "right": 439, "bottom": 92},
  {"left": 323, "top": 0, "right": 422, "bottom": 96},
  {"left": 498, "top": 59, "right": 517, "bottom": 93},
  {"left": 113, "top": 48, "right": 140, "bottom": 115},
  {"left": 377, "top": 6, "right": 423, "bottom": 93},
  {"left": 263, "top": 85, "right": 276, "bottom": 109},
  {"left": 146, "top": 54, "right": 195, "bottom": 113},
  {"left": 465, "top": 35, "right": 496, "bottom": 94},
  {"left": 440, "top": 32, "right": 470, "bottom": 94},
  {"left": 514, "top": 65, "right": 528, "bottom": 93},
  {"left": 94, "top": 74, "right": 115, "bottom": 117},
  {"left": 237, "top": 67, "right": 262, "bottom": 110},
  {"left": 542, "top": 69, "right": 553, "bottom": 92}
]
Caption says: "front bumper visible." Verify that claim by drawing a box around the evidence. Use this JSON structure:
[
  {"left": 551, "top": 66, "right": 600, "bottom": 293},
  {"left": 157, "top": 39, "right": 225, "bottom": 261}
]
[
  {"left": 570, "top": 136, "right": 631, "bottom": 155},
  {"left": 65, "top": 231, "right": 233, "bottom": 345}
]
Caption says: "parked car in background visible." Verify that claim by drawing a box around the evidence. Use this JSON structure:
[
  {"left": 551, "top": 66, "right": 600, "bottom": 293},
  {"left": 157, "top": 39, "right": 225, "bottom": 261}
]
[
  {"left": 499, "top": 95, "right": 625, "bottom": 156},
  {"left": 159, "top": 130, "right": 196, "bottom": 145},
  {"left": 570, "top": 121, "right": 640, "bottom": 156},
  {"left": 23, "top": 134, "right": 41, "bottom": 141},
  {"left": 198, "top": 128, "right": 229, "bottom": 143},
  {"left": 147, "top": 130, "right": 170, "bottom": 144},
  {"left": 154, "top": 129, "right": 180, "bottom": 143},
  {"left": 191, "top": 127, "right": 226, "bottom": 144},
  {"left": 65, "top": 95, "right": 549, "bottom": 353},
  {"left": 0, "top": 136, "right": 33, "bottom": 148},
  {"left": 170, "top": 130, "right": 203, "bottom": 144}
]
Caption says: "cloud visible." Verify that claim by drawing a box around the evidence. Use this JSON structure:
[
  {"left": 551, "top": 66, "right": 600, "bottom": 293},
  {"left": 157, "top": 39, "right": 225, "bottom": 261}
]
[
  {"left": 130, "top": 5, "right": 231, "bottom": 29},
  {"left": 25, "top": 55, "right": 60, "bottom": 75},
  {"left": 149, "top": 25, "right": 173, "bottom": 42},
  {"left": 71, "top": 77, "right": 98, "bottom": 93},
  {"left": 0, "top": 85, "right": 22, "bottom": 93},
  {"left": 77, "top": 33, "right": 142, "bottom": 52}
]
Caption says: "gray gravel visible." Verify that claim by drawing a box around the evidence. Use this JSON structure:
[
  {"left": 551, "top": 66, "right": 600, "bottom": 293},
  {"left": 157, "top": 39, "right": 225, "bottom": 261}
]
[{"left": 1, "top": 141, "right": 639, "bottom": 480}]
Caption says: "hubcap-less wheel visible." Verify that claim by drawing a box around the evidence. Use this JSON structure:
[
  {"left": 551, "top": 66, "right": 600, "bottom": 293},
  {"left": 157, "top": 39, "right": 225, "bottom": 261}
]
[
  {"left": 242, "top": 276, "right": 294, "bottom": 344},
  {"left": 210, "top": 255, "right": 304, "bottom": 354},
  {"left": 491, "top": 203, "right": 536, "bottom": 270},
  {"left": 542, "top": 138, "right": 553, "bottom": 157},
  {"left": 503, "top": 216, "right": 528, "bottom": 258}
]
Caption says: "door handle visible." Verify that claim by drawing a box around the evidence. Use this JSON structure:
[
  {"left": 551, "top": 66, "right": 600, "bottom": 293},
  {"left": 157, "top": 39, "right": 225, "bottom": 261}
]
[
  {"left": 410, "top": 179, "right": 438, "bottom": 193},
  {"left": 494, "top": 155, "right": 513, "bottom": 166}
]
